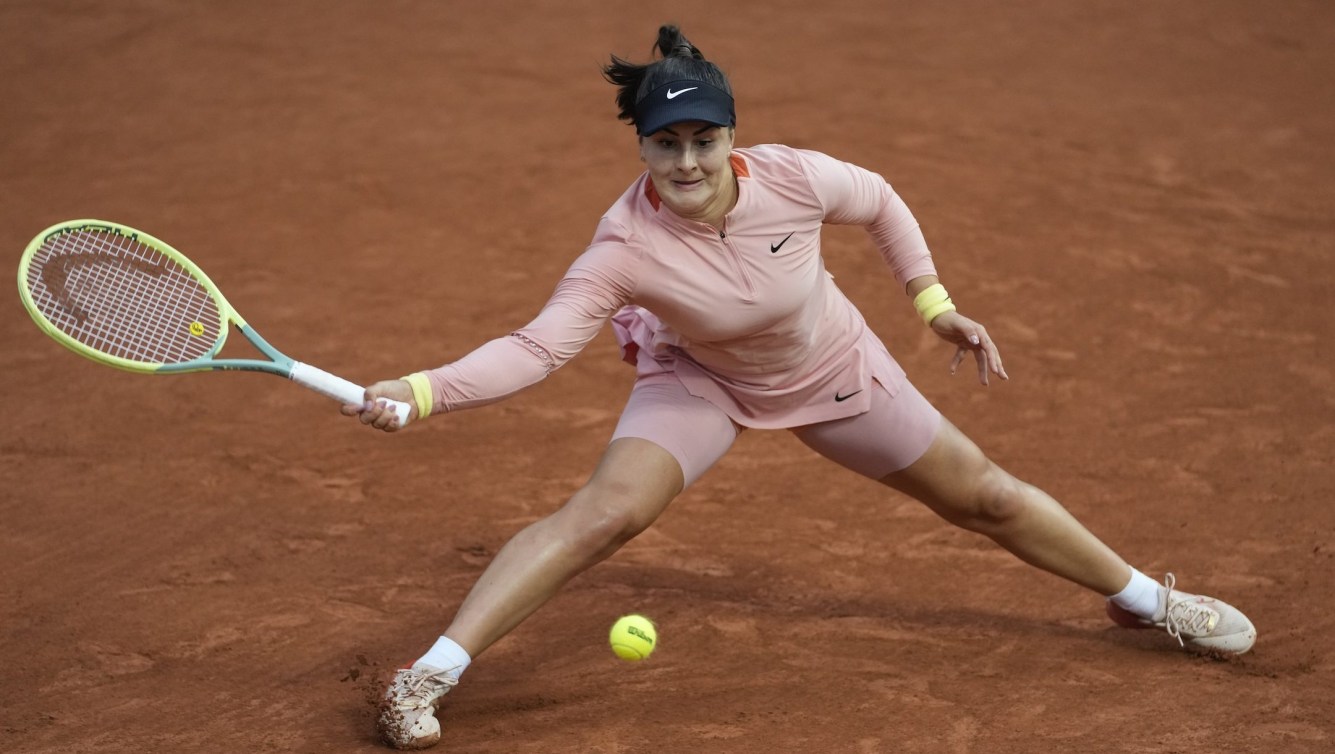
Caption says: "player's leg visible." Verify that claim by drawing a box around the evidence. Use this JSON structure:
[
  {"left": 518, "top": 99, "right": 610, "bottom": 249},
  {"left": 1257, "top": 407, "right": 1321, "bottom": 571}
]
[
  {"left": 796, "top": 380, "right": 1127, "bottom": 592},
  {"left": 443, "top": 436, "right": 686, "bottom": 656},
  {"left": 441, "top": 376, "right": 740, "bottom": 657},
  {"left": 794, "top": 379, "right": 1255, "bottom": 653},
  {"left": 880, "top": 413, "right": 1133, "bottom": 595},
  {"left": 379, "top": 375, "right": 739, "bottom": 750},
  {"left": 881, "top": 415, "right": 1255, "bottom": 652}
]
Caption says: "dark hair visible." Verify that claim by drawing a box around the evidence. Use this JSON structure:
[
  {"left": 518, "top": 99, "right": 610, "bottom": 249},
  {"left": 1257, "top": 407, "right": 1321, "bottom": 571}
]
[{"left": 603, "top": 25, "right": 733, "bottom": 131}]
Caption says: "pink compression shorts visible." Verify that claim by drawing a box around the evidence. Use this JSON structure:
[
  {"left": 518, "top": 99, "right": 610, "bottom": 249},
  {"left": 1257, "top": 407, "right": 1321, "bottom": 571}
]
[{"left": 610, "top": 373, "right": 942, "bottom": 488}]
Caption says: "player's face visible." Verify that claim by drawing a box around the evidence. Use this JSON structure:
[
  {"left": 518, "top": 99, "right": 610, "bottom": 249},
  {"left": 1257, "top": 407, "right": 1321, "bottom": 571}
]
[{"left": 640, "top": 122, "right": 736, "bottom": 224}]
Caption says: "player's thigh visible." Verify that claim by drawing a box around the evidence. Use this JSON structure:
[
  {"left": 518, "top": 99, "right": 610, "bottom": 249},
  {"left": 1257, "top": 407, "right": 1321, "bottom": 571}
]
[
  {"left": 609, "top": 374, "right": 740, "bottom": 495},
  {"left": 876, "top": 416, "right": 1007, "bottom": 522},
  {"left": 574, "top": 437, "right": 689, "bottom": 532},
  {"left": 792, "top": 378, "right": 941, "bottom": 480},
  {"left": 568, "top": 379, "right": 737, "bottom": 537}
]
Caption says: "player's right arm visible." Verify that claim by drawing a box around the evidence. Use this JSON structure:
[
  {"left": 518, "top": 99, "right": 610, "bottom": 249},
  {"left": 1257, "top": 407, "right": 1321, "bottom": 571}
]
[
  {"left": 347, "top": 224, "right": 639, "bottom": 432},
  {"left": 343, "top": 378, "right": 418, "bottom": 430}
]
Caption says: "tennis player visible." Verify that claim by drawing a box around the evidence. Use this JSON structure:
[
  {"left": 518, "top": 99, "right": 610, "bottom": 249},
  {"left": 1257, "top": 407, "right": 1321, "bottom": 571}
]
[{"left": 347, "top": 25, "right": 1256, "bottom": 750}]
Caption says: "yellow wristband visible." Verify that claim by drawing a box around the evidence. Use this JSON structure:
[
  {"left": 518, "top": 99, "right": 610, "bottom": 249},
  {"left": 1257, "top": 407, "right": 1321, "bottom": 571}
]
[
  {"left": 912, "top": 283, "right": 957, "bottom": 326},
  {"left": 400, "top": 373, "right": 434, "bottom": 420}
]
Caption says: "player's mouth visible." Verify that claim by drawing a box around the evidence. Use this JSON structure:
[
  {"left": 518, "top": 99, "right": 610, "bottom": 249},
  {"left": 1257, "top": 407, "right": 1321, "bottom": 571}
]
[{"left": 673, "top": 178, "right": 705, "bottom": 190}]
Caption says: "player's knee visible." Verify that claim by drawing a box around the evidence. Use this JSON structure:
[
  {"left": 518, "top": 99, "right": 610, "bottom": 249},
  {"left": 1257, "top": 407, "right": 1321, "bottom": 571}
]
[
  {"left": 963, "top": 469, "right": 1027, "bottom": 530},
  {"left": 563, "top": 482, "right": 659, "bottom": 553}
]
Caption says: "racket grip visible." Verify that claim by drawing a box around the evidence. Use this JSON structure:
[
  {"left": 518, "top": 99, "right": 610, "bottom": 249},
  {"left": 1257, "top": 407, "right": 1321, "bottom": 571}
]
[{"left": 289, "top": 362, "right": 413, "bottom": 426}]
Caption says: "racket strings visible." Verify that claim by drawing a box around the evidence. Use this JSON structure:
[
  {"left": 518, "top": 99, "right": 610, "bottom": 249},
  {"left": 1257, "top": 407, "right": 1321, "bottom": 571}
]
[
  {"left": 71, "top": 231, "right": 219, "bottom": 364},
  {"left": 25, "top": 230, "right": 222, "bottom": 365}
]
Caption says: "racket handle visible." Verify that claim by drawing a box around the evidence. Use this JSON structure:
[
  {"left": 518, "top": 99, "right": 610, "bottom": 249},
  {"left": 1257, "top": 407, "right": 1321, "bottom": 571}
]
[{"left": 289, "top": 362, "right": 413, "bottom": 426}]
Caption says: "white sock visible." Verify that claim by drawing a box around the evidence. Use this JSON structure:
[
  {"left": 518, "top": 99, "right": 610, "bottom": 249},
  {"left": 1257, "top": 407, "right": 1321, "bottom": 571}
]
[
  {"left": 414, "top": 636, "right": 472, "bottom": 680},
  {"left": 1107, "top": 568, "right": 1164, "bottom": 620}
]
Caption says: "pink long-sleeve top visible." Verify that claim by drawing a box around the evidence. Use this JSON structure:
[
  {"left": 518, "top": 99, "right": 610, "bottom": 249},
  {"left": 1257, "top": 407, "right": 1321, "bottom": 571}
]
[{"left": 421, "top": 143, "right": 939, "bottom": 429}]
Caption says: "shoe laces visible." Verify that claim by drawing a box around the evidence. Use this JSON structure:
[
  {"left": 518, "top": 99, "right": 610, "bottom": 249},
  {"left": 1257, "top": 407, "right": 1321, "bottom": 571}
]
[
  {"left": 1159, "top": 573, "right": 1219, "bottom": 646},
  {"left": 396, "top": 666, "right": 459, "bottom": 709}
]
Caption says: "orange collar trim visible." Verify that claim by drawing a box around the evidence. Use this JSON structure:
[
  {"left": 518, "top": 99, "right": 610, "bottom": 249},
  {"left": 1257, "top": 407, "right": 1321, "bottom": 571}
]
[
  {"left": 730, "top": 152, "right": 750, "bottom": 178},
  {"left": 644, "top": 176, "right": 660, "bottom": 211}
]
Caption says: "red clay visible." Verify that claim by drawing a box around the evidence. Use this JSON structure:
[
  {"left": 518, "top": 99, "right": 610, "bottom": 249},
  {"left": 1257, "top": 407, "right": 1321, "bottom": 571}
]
[{"left": 2, "top": 2, "right": 1333, "bottom": 752}]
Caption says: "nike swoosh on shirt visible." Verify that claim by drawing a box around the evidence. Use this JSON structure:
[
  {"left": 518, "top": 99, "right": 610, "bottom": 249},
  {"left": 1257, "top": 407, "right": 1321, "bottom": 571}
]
[
  {"left": 770, "top": 231, "right": 795, "bottom": 253},
  {"left": 834, "top": 389, "right": 863, "bottom": 402},
  {"left": 666, "top": 87, "right": 698, "bottom": 99}
]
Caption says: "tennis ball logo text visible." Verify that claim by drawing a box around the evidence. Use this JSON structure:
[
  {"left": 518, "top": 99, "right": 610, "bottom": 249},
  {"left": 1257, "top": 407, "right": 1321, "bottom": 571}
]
[{"left": 627, "top": 626, "right": 654, "bottom": 645}]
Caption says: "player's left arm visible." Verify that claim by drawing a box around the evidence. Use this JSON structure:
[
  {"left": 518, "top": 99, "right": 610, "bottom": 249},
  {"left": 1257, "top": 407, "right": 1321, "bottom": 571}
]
[{"left": 797, "top": 148, "right": 1006, "bottom": 385}]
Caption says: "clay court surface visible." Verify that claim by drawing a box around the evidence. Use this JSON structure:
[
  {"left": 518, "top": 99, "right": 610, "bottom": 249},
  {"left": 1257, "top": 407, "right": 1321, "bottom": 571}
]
[{"left": 3, "top": 1, "right": 1333, "bottom": 752}]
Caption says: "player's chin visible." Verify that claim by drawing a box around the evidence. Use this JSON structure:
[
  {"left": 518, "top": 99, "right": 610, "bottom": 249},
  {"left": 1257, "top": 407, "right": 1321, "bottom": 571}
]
[{"left": 665, "top": 194, "right": 710, "bottom": 217}]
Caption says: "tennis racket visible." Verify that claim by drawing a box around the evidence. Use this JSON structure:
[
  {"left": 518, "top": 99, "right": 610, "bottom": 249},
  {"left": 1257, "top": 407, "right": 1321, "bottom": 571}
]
[{"left": 17, "top": 219, "right": 412, "bottom": 425}]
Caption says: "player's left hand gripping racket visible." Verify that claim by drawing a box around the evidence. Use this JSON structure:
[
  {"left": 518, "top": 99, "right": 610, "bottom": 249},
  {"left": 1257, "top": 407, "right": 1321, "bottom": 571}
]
[{"left": 17, "top": 219, "right": 412, "bottom": 425}]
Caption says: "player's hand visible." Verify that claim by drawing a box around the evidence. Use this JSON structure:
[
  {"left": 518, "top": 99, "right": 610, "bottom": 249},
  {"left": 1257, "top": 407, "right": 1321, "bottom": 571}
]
[
  {"left": 930, "top": 311, "right": 1008, "bottom": 386},
  {"left": 341, "top": 379, "right": 418, "bottom": 432}
]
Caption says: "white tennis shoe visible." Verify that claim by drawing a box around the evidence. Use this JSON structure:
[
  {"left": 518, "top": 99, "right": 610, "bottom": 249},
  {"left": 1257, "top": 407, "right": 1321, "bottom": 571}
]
[
  {"left": 378, "top": 664, "right": 459, "bottom": 750},
  {"left": 1106, "top": 573, "right": 1256, "bottom": 654}
]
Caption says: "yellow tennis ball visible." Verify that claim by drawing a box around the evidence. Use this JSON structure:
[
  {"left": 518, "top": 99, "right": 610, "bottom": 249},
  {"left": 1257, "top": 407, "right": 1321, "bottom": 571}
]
[{"left": 609, "top": 614, "right": 657, "bottom": 661}]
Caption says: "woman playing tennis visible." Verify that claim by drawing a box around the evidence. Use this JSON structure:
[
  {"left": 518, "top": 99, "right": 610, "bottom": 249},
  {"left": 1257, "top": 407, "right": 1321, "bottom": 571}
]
[{"left": 347, "top": 25, "right": 1256, "bottom": 750}]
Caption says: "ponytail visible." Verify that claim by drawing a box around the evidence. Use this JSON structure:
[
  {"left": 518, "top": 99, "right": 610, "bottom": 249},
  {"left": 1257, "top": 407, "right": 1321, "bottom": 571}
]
[{"left": 603, "top": 24, "right": 734, "bottom": 133}]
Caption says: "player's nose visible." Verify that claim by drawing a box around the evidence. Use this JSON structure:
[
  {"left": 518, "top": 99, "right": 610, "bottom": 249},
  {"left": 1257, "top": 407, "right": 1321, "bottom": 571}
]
[{"left": 675, "top": 148, "right": 698, "bottom": 173}]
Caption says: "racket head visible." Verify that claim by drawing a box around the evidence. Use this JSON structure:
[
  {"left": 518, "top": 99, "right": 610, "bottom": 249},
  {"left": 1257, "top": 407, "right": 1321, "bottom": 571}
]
[{"left": 18, "top": 220, "right": 235, "bottom": 374}]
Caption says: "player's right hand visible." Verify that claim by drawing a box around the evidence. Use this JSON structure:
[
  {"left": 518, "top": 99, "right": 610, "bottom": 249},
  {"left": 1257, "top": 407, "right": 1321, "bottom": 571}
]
[{"left": 341, "top": 379, "right": 418, "bottom": 432}]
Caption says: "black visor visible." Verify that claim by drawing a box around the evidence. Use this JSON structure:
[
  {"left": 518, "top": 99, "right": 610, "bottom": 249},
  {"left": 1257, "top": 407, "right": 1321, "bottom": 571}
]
[{"left": 634, "top": 80, "right": 736, "bottom": 136}]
